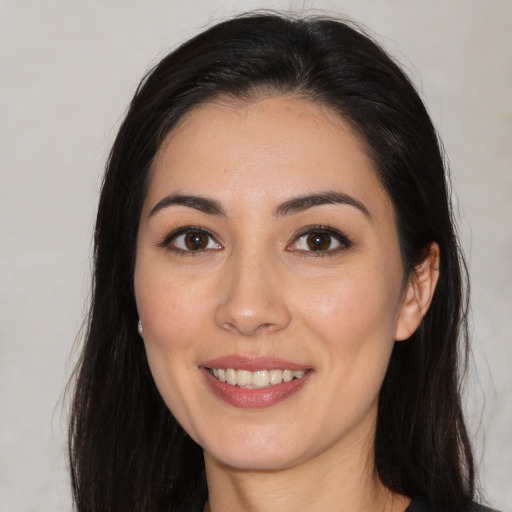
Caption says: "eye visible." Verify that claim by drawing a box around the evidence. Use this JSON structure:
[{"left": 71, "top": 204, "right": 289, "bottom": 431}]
[
  {"left": 288, "top": 226, "right": 352, "bottom": 254},
  {"left": 160, "top": 227, "right": 222, "bottom": 253}
]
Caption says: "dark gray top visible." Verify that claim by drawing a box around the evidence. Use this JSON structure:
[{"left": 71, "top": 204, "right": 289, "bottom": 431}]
[{"left": 406, "top": 500, "right": 500, "bottom": 512}]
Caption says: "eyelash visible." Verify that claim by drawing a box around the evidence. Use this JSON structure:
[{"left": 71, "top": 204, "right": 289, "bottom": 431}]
[
  {"left": 157, "top": 224, "right": 352, "bottom": 256},
  {"left": 287, "top": 225, "right": 352, "bottom": 256},
  {"left": 157, "top": 225, "right": 221, "bottom": 255}
]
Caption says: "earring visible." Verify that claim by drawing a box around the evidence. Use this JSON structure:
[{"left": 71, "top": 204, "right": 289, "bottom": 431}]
[{"left": 137, "top": 319, "right": 144, "bottom": 336}]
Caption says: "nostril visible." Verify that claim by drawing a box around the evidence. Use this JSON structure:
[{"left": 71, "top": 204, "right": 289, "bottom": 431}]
[
  {"left": 219, "top": 320, "right": 284, "bottom": 337},
  {"left": 259, "top": 322, "right": 279, "bottom": 333}
]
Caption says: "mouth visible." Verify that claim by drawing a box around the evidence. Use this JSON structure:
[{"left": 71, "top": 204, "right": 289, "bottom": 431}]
[
  {"left": 207, "top": 368, "right": 307, "bottom": 389},
  {"left": 200, "top": 357, "right": 313, "bottom": 408}
]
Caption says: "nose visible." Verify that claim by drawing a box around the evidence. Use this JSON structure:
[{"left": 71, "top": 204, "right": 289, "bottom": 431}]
[{"left": 214, "top": 251, "right": 292, "bottom": 337}]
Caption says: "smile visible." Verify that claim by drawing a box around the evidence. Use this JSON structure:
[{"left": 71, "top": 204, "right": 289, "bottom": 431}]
[
  {"left": 209, "top": 368, "right": 306, "bottom": 389},
  {"left": 200, "top": 358, "right": 313, "bottom": 408}
]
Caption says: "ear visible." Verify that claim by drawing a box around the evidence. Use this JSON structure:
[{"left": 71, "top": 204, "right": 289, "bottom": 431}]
[{"left": 395, "top": 242, "right": 440, "bottom": 341}]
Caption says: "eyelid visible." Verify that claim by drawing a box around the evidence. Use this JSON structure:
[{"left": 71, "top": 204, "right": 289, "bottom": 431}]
[
  {"left": 156, "top": 224, "right": 351, "bottom": 255},
  {"left": 157, "top": 225, "right": 222, "bottom": 252},
  {"left": 287, "top": 224, "right": 353, "bottom": 253}
]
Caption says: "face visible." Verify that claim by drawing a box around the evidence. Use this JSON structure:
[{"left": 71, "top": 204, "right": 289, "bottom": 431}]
[{"left": 134, "top": 96, "right": 414, "bottom": 472}]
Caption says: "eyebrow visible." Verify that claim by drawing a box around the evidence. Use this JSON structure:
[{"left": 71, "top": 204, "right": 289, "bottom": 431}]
[
  {"left": 275, "top": 191, "right": 371, "bottom": 218},
  {"left": 149, "top": 190, "right": 370, "bottom": 219},
  {"left": 149, "top": 194, "right": 226, "bottom": 217}
]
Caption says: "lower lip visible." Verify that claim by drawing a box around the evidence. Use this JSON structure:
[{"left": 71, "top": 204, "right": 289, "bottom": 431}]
[{"left": 200, "top": 367, "right": 313, "bottom": 409}]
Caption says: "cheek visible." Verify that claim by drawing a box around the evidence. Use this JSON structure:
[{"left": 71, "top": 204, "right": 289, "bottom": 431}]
[
  {"left": 300, "top": 269, "right": 400, "bottom": 349},
  {"left": 300, "top": 269, "right": 401, "bottom": 416},
  {"left": 296, "top": 263, "right": 403, "bottom": 415},
  {"left": 133, "top": 266, "right": 217, "bottom": 416},
  {"left": 135, "top": 268, "right": 213, "bottom": 351},
  {"left": 134, "top": 269, "right": 214, "bottom": 429}
]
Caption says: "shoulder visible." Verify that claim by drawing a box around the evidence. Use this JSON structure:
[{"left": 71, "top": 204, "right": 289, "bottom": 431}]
[
  {"left": 406, "top": 500, "right": 502, "bottom": 512},
  {"left": 467, "top": 504, "right": 502, "bottom": 512},
  {"left": 469, "top": 505, "right": 502, "bottom": 512}
]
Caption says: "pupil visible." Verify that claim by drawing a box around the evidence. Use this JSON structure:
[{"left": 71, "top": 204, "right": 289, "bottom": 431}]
[
  {"left": 185, "top": 232, "right": 207, "bottom": 250},
  {"left": 307, "top": 233, "right": 330, "bottom": 251}
]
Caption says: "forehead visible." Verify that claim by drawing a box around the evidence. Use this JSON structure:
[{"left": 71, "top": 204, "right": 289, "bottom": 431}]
[{"left": 146, "top": 96, "right": 393, "bottom": 219}]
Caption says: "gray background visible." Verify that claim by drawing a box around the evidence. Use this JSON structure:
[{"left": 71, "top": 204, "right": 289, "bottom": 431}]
[{"left": 0, "top": 1, "right": 510, "bottom": 510}]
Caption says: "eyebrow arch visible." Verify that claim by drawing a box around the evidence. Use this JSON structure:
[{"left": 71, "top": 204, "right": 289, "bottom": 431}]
[
  {"left": 275, "top": 191, "right": 371, "bottom": 218},
  {"left": 149, "top": 194, "right": 226, "bottom": 217}
]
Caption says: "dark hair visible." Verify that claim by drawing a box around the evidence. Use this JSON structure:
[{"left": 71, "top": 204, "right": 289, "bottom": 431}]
[{"left": 69, "top": 12, "right": 474, "bottom": 512}]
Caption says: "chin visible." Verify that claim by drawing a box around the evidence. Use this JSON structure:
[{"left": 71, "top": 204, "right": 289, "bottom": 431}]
[
  {"left": 201, "top": 427, "right": 307, "bottom": 471},
  {"left": 207, "top": 449, "right": 301, "bottom": 472}
]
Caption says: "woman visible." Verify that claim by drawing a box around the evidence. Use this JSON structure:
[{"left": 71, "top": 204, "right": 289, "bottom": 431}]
[{"left": 69, "top": 12, "right": 498, "bottom": 512}]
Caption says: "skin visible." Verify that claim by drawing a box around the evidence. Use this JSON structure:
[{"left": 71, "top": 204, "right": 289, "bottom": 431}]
[{"left": 134, "top": 96, "right": 439, "bottom": 512}]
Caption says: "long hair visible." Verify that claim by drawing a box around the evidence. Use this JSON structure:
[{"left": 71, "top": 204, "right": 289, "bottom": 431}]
[{"left": 69, "top": 12, "right": 473, "bottom": 511}]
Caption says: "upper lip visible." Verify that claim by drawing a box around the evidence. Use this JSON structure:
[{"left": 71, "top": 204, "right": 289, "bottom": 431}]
[{"left": 200, "top": 356, "right": 311, "bottom": 372}]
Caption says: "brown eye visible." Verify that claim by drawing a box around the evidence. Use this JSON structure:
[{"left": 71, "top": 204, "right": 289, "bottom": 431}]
[
  {"left": 167, "top": 229, "right": 221, "bottom": 252},
  {"left": 306, "top": 232, "right": 333, "bottom": 251},
  {"left": 288, "top": 226, "right": 351, "bottom": 254},
  {"left": 184, "top": 232, "right": 209, "bottom": 250}
]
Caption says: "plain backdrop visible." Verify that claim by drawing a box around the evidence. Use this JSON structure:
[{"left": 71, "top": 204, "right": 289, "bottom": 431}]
[{"left": 0, "top": 1, "right": 510, "bottom": 511}]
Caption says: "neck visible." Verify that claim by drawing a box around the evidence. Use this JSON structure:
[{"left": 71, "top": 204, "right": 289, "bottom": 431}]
[{"left": 203, "top": 431, "right": 409, "bottom": 512}]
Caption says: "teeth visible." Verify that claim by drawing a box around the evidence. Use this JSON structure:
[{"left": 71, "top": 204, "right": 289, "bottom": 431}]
[
  {"left": 236, "top": 369, "right": 253, "bottom": 387},
  {"left": 269, "top": 369, "right": 283, "bottom": 386},
  {"left": 253, "top": 370, "right": 269, "bottom": 388},
  {"left": 226, "top": 368, "right": 237, "bottom": 385},
  {"left": 210, "top": 368, "right": 306, "bottom": 388}
]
